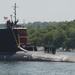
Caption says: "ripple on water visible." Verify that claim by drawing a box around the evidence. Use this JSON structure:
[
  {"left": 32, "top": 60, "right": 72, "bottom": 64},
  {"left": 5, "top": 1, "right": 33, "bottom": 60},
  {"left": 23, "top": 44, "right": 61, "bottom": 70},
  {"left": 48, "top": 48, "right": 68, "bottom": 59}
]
[{"left": 0, "top": 51, "right": 75, "bottom": 75}]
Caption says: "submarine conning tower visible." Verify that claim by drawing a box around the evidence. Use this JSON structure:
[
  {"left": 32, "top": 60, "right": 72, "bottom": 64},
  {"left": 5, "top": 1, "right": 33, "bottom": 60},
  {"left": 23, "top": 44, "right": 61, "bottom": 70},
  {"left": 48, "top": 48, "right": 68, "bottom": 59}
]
[
  {"left": 0, "top": 27, "right": 21, "bottom": 52},
  {"left": 0, "top": 3, "right": 27, "bottom": 53},
  {"left": 0, "top": 18, "right": 27, "bottom": 52}
]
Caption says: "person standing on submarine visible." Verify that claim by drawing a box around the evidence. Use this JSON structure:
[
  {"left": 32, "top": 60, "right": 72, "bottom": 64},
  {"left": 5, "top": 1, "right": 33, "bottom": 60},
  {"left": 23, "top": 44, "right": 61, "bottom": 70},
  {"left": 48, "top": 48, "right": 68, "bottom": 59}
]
[{"left": 51, "top": 45, "right": 56, "bottom": 54}]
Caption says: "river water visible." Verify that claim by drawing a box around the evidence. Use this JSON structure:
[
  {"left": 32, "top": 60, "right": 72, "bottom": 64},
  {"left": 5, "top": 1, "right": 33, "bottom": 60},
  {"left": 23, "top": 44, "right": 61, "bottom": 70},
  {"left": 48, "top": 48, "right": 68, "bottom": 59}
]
[{"left": 0, "top": 52, "right": 75, "bottom": 75}]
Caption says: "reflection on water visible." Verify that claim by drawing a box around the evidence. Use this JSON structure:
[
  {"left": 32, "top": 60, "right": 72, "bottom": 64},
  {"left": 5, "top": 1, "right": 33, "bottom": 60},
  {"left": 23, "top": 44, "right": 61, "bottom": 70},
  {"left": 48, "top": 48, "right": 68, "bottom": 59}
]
[{"left": 0, "top": 52, "right": 75, "bottom": 75}]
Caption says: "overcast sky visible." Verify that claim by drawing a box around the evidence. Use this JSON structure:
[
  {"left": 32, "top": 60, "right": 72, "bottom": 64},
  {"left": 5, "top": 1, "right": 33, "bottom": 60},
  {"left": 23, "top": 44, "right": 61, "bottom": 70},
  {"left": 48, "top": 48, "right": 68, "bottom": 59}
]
[{"left": 0, "top": 0, "right": 75, "bottom": 23}]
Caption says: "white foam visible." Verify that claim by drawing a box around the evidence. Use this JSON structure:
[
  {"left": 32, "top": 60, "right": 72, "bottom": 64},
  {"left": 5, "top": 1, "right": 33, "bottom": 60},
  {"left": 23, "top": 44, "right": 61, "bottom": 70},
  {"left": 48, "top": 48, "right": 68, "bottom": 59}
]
[
  {"left": 31, "top": 52, "right": 75, "bottom": 62},
  {"left": 20, "top": 47, "right": 27, "bottom": 53}
]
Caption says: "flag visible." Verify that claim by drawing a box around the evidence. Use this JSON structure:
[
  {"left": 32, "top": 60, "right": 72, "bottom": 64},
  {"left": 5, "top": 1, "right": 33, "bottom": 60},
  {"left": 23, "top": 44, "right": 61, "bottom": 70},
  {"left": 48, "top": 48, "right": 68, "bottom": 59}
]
[{"left": 4, "top": 17, "right": 8, "bottom": 20}]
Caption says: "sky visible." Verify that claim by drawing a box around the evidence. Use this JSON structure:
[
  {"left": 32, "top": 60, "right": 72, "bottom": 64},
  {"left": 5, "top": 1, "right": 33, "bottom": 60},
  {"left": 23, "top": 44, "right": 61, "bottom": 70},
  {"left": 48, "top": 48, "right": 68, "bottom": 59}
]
[{"left": 0, "top": 0, "right": 75, "bottom": 23}]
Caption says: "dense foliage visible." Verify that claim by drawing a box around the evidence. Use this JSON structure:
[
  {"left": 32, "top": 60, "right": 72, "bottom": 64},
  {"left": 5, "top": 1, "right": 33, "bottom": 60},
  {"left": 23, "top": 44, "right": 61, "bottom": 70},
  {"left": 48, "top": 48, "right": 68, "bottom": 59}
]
[
  {"left": 25, "top": 20, "right": 75, "bottom": 50},
  {"left": 1, "top": 20, "right": 75, "bottom": 50}
]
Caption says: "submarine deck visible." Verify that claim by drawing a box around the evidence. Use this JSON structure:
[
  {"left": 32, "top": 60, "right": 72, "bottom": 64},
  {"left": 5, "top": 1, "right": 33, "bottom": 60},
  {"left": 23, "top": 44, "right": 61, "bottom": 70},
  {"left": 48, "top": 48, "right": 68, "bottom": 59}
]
[{"left": 0, "top": 51, "right": 75, "bottom": 62}]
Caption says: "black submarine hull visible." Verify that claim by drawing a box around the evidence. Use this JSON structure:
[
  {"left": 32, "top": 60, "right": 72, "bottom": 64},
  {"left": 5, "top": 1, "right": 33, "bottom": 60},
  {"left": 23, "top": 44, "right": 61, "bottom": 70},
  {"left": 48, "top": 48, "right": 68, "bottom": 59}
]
[{"left": 0, "top": 29, "right": 20, "bottom": 52}]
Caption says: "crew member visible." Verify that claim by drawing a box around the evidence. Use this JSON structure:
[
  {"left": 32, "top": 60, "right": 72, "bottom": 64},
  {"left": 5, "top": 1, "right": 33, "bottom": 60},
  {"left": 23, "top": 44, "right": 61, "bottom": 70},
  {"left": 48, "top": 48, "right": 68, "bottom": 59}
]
[
  {"left": 51, "top": 45, "right": 56, "bottom": 54},
  {"left": 7, "top": 20, "right": 11, "bottom": 28}
]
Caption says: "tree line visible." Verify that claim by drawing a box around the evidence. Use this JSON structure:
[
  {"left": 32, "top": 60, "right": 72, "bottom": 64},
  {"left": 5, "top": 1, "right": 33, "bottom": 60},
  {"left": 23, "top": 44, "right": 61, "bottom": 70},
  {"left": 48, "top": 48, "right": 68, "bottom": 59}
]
[
  {"left": 25, "top": 20, "right": 75, "bottom": 50},
  {"left": 1, "top": 20, "right": 75, "bottom": 51}
]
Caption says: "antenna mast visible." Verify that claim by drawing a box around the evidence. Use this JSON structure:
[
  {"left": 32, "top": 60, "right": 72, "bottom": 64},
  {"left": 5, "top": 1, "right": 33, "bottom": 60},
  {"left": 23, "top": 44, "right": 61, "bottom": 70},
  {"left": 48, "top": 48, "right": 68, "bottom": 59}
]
[{"left": 13, "top": 3, "right": 18, "bottom": 25}]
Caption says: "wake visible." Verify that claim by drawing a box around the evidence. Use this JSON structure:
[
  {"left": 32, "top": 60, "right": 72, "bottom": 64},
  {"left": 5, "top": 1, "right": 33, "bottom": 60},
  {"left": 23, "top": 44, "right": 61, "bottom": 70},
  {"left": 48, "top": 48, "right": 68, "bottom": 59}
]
[{"left": 31, "top": 52, "right": 75, "bottom": 62}]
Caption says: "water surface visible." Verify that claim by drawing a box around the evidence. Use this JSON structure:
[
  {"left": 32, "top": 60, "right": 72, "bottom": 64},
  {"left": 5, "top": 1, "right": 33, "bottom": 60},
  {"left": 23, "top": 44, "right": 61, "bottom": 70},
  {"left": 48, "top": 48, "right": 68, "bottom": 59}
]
[{"left": 0, "top": 52, "right": 75, "bottom": 75}]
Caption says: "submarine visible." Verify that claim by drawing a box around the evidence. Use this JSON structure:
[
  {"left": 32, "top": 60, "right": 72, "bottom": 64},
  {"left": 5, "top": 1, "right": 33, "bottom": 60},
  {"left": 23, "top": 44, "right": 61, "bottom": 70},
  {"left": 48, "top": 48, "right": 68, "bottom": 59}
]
[{"left": 0, "top": 3, "right": 74, "bottom": 62}]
